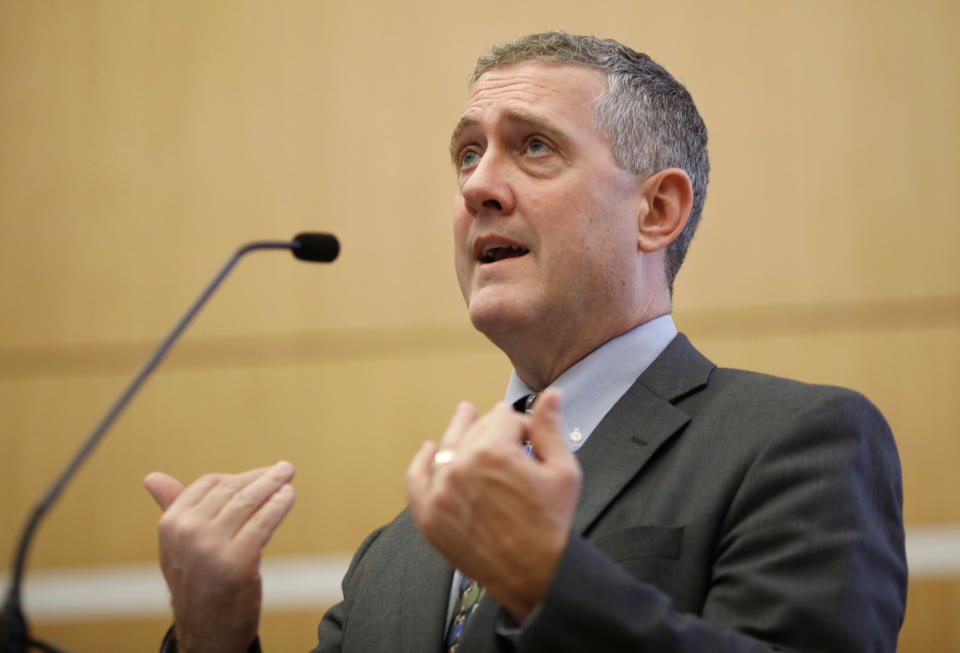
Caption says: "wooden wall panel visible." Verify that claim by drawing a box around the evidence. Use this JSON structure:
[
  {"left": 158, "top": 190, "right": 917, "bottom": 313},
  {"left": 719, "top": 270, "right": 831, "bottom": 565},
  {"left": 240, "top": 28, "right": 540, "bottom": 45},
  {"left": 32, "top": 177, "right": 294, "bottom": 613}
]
[
  {"left": 1, "top": 0, "right": 956, "bottom": 346},
  {"left": 899, "top": 578, "right": 960, "bottom": 653},
  {"left": 0, "top": 344, "right": 509, "bottom": 567}
]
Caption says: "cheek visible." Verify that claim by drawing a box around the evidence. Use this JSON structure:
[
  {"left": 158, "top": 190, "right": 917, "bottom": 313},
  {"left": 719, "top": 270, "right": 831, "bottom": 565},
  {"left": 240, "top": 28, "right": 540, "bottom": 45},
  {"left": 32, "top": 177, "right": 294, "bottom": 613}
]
[
  {"left": 453, "top": 251, "right": 472, "bottom": 299},
  {"left": 452, "top": 204, "right": 473, "bottom": 295},
  {"left": 564, "top": 194, "right": 639, "bottom": 283}
]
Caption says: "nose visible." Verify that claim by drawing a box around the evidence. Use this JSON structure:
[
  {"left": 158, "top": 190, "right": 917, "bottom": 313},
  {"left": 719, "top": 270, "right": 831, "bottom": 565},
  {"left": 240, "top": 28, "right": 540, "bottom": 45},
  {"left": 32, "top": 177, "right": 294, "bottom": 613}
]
[{"left": 460, "top": 149, "right": 516, "bottom": 217}]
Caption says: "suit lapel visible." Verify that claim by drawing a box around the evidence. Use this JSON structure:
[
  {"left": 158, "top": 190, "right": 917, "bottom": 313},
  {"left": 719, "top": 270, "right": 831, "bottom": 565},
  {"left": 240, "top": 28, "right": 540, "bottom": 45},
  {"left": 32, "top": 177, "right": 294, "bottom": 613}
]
[{"left": 573, "top": 333, "right": 714, "bottom": 535}]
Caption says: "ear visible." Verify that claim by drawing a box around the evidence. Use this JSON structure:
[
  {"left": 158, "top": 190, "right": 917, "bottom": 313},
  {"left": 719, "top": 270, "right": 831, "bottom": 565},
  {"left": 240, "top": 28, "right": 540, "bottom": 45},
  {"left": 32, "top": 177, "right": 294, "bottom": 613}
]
[{"left": 637, "top": 168, "right": 693, "bottom": 253}]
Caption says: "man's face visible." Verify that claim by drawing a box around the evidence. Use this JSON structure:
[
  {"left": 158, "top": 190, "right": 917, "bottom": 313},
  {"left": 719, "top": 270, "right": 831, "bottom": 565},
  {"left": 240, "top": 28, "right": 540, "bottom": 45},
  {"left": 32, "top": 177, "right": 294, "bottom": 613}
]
[{"left": 451, "top": 61, "right": 647, "bottom": 350}]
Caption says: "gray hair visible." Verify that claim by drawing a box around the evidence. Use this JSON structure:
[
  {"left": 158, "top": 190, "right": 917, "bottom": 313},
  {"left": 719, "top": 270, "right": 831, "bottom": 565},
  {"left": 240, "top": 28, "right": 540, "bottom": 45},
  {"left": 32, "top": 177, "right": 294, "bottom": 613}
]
[{"left": 470, "top": 31, "right": 709, "bottom": 293}]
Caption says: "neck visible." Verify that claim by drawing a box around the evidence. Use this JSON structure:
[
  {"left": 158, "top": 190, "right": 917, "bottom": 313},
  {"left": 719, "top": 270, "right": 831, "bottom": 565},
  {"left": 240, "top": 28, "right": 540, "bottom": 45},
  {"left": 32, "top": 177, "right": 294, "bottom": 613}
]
[{"left": 493, "top": 297, "right": 672, "bottom": 391}]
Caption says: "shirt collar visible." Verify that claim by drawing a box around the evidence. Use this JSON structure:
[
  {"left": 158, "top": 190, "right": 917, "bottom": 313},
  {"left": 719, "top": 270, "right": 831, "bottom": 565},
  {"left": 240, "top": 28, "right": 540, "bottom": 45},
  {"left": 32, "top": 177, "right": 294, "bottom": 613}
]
[{"left": 504, "top": 314, "right": 678, "bottom": 451}]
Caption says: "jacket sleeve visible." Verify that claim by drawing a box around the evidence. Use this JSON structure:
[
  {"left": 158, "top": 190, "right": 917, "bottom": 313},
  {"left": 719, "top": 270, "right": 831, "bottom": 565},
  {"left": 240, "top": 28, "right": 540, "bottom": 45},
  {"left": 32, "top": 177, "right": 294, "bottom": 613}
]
[{"left": 515, "top": 389, "right": 907, "bottom": 652}]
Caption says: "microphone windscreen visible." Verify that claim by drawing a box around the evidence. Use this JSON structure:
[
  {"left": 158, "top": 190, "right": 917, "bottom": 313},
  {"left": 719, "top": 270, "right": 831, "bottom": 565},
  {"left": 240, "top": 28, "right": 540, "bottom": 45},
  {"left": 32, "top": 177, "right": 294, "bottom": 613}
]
[{"left": 293, "top": 232, "right": 340, "bottom": 262}]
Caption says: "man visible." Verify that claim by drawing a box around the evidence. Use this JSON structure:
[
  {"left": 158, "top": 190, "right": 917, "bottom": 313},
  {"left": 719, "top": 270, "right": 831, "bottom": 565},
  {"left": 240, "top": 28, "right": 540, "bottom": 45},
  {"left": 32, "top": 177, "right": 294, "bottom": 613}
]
[{"left": 145, "top": 31, "right": 907, "bottom": 652}]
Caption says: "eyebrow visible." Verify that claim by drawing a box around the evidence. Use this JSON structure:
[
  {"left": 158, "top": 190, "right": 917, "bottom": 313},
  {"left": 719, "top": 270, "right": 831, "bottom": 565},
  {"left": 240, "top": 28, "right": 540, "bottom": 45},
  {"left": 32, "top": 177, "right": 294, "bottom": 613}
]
[
  {"left": 449, "top": 116, "right": 479, "bottom": 164},
  {"left": 448, "top": 108, "right": 570, "bottom": 165}
]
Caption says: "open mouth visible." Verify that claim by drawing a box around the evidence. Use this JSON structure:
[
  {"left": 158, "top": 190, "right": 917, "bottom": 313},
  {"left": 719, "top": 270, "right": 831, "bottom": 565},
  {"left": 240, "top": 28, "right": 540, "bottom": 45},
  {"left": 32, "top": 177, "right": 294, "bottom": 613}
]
[{"left": 479, "top": 244, "right": 530, "bottom": 264}]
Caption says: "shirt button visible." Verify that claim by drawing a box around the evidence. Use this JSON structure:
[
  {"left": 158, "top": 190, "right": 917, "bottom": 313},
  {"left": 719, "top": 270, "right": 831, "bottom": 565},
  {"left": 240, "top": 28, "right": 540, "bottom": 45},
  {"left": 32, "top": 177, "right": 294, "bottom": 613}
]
[{"left": 569, "top": 428, "right": 583, "bottom": 443}]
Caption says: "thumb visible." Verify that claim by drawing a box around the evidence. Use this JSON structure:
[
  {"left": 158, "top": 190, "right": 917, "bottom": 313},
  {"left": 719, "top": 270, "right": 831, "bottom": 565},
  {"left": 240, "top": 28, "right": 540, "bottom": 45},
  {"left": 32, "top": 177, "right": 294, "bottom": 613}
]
[
  {"left": 528, "top": 388, "right": 569, "bottom": 461},
  {"left": 143, "top": 472, "right": 185, "bottom": 511}
]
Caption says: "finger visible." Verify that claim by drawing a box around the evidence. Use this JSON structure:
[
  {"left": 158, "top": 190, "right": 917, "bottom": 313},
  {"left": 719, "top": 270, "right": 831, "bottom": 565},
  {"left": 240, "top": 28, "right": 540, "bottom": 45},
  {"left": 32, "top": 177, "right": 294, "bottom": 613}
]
[
  {"left": 143, "top": 472, "right": 185, "bottom": 511},
  {"left": 439, "top": 401, "right": 478, "bottom": 449},
  {"left": 166, "top": 466, "right": 275, "bottom": 511},
  {"left": 233, "top": 482, "right": 296, "bottom": 552},
  {"left": 527, "top": 388, "right": 569, "bottom": 461},
  {"left": 472, "top": 401, "right": 529, "bottom": 448},
  {"left": 211, "top": 461, "right": 296, "bottom": 535},
  {"left": 405, "top": 440, "right": 439, "bottom": 517},
  {"left": 183, "top": 465, "right": 276, "bottom": 517}
]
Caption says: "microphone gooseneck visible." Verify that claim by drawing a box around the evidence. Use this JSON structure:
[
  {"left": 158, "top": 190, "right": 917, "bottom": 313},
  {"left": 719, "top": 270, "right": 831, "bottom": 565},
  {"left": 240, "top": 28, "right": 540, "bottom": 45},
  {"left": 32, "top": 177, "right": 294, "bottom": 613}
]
[{"left": 0, "top": 234, "right": 339, "bottom": 653}]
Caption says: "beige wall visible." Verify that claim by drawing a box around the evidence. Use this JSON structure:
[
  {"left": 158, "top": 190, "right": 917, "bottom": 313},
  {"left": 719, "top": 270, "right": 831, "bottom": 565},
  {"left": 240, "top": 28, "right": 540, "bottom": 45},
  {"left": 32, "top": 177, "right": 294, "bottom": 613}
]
[{"left": 1, "top": 1, "right": 957, "bottom": 650}]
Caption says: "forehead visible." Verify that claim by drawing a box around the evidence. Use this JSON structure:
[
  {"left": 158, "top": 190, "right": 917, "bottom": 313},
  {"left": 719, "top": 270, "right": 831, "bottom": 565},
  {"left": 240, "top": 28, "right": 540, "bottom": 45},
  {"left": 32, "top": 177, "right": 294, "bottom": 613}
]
[{"left": 451, "top": 61, "right": 606, "bottom": 145}]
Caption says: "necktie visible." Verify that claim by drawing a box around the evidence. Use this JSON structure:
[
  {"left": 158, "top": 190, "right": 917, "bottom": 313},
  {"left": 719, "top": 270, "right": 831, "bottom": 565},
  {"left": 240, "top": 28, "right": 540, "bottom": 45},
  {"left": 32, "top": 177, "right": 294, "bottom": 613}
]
[
  {"left": 513, "top": 393, "right": 537, "bottom": 413},
  {"left": 444, "top": 394, "right": 537, "bottom": 651}
]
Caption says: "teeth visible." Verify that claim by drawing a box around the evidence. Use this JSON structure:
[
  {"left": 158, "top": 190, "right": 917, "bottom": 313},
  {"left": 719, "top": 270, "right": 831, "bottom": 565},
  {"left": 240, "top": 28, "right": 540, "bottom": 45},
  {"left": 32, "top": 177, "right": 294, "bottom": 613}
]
[
  {"left": 482, "top": 245, "right": 521, "bottom": 254},
  {"left": 479, "top": 244, "right": 527, "bottom": 263}
]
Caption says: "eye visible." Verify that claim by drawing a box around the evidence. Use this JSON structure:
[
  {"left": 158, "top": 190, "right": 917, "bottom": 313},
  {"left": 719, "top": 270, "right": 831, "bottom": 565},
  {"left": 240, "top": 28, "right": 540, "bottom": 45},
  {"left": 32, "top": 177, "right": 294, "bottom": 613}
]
[
  {"left": 524, "top": 137, "right": 552, "bottom": 156},
  {"left": 459, "top": 148, "right": 481, "bottom": 170}
]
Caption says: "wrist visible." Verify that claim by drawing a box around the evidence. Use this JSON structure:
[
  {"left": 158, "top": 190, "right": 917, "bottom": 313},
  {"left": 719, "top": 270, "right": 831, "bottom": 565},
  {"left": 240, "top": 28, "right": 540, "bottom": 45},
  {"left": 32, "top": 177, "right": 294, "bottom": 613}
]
[{"left": 173, "top": 623, "right": 257, "bottom": 653}]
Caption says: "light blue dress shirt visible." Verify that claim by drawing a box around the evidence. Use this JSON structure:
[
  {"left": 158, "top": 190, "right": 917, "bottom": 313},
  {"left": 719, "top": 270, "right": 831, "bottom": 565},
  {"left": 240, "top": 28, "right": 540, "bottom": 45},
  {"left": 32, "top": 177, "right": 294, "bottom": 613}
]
[{"left": 504, "top": 314, "right": 678, "bottom": 451}]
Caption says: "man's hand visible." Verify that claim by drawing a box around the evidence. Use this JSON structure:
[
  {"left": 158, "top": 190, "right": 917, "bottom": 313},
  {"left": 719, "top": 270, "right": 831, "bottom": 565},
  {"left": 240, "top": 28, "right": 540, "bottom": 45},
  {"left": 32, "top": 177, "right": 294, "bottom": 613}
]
[
  {"left": 405, "top": 389, "right": 582, "bottom": 621},
  {"left": 144, "top": 461, "right": 296, "bottom": 653}
]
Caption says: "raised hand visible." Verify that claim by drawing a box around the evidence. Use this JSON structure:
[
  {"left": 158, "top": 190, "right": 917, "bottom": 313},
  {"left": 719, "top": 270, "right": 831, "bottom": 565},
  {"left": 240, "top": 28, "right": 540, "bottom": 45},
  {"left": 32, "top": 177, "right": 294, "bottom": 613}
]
[
  {"left": 405, "top": 389, "right": 582, "bottom": 620},
  {"left": 144, "top": 461, "right": 296, "bottom": 653}
]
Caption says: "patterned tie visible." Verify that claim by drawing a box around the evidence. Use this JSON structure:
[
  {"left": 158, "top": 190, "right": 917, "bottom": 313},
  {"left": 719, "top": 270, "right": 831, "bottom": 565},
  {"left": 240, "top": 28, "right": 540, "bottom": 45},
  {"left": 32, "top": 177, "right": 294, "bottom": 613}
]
[
  {"left": 445, "top": 574, "right": 484, "bottom": 651},
  {"left": 444, "top": 394, "right": 537, "bottom": 651}
]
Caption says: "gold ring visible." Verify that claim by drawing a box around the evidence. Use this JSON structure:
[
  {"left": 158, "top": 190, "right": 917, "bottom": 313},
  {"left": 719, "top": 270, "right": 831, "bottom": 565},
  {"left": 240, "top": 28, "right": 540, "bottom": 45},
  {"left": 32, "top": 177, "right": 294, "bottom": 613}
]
[{"left": 432, "top": 449, "right": 455, "bottom": 470}]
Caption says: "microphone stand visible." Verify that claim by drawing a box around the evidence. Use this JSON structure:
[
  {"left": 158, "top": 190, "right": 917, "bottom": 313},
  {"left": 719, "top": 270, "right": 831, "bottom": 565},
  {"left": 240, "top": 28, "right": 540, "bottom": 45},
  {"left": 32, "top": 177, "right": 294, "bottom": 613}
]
[{"left": 0, "top": 235, "right": 337, "bottom": 653}]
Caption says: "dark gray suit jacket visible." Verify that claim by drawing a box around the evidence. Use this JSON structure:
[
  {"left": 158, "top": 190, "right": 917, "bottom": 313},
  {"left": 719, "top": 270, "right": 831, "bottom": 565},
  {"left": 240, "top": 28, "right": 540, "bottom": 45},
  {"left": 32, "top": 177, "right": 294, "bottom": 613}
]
[{"left": 309, "top": 334, "right": 907, "bottom": 652}]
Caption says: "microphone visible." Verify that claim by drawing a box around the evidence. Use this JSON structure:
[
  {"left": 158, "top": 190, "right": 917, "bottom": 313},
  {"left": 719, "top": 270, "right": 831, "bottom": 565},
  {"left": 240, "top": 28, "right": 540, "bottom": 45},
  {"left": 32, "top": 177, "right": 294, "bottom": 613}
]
[
  {"left": 292, "top": 232, "right": 339, "bottom": 262},
  {"left": 0, "top": 233, "right": 339, "bottom": 653}
]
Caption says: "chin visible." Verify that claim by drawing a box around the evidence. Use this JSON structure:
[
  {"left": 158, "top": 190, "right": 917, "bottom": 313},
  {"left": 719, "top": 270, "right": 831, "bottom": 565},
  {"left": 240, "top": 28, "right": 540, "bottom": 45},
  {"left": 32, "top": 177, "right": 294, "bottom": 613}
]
[{"left": 466, "top": 295, "right": 533, "bottom": 339}]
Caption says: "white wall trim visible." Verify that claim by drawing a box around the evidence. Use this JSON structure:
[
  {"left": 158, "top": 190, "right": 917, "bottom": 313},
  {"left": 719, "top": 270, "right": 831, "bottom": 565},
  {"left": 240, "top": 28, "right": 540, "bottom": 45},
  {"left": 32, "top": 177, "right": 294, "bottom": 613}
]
[
  {"left": 0, "top": 554, "right": 353, "bottom": 622},
  {"left": 2, "top": 526, "right": 958, "bottom": 622},
  {"left": 903, "top": 524, "right": 960, "bottom": 576}
]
